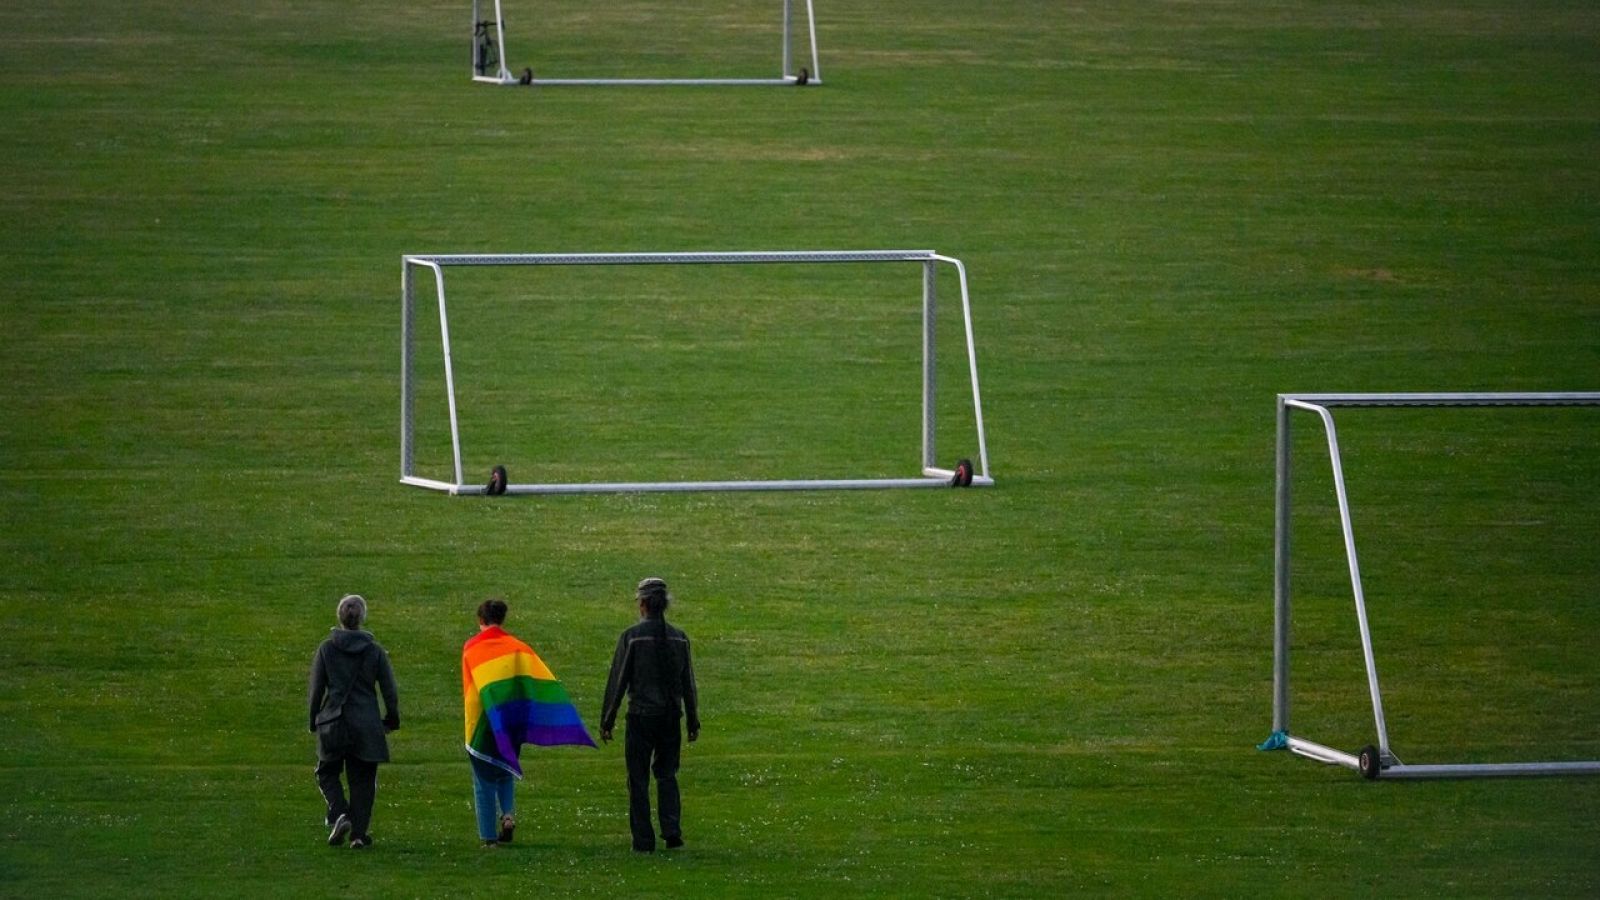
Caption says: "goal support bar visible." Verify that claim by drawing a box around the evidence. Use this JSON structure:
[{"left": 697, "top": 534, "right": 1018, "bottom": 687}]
[
  {"left": 1268, "top": 391, "right": 1600, "bottom": 779},
  {"left": 400, "top": 250, "right": 992, "bottom": 496},
  {"left": 471, "top": 0, "right": 822, "bottom": 86}
]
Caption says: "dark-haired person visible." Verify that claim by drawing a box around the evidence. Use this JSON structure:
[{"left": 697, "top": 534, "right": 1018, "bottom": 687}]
[
  {"left": 462, "top": 598, "right": 597, "bottom": 847},
  {"left": 465, "top": 600, "right": 518, "bottom": 847},
  {"left": 308, "top": 593, "right": 400, "bottom": 850},
  {"left": 600, "top": 577, "right": 700, "bottom": 853}
]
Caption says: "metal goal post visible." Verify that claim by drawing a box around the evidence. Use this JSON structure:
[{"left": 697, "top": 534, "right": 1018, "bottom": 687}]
[
  {"left": 472, "top": 0, "right": 821, "bottom": 86},
  {"left": 1264, "top": 391, "right": 1600, "bottom": 779},
  {"left": 400, "top": 250, "right": 991, "bottom": 495}
]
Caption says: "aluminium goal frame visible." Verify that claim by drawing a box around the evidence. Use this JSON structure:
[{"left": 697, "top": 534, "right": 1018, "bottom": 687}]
[
  {"left": 1268, "top": 391, "right": 1600, "bottom": 779},
  {"left": 471, "top": 0, "right": 821, "bottom": 86},
  {"left": 400, "top": 250, "right": 991, "bottom": 495}
]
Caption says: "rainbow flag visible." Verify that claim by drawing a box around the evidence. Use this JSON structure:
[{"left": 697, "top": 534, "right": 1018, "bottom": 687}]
[{"left": 463, "top": 626, "right": 596, "bottom": 776}]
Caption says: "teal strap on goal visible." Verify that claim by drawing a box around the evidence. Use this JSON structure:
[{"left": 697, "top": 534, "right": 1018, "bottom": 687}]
[{"left": 1257, "top": 730, "right": 1288, "bottom": 751}]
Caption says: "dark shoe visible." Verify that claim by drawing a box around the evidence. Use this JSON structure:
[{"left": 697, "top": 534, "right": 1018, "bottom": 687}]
[
  {"left": 633, "top": 844, "right": 655, "bottom": 853},
  {"left": 498, "top": 814, "right": 515, "bottom": 844},
  {"left": 327, "top": 814, "right": 351, "bottom": 847},
  {"left": 481, "top": 839, "right": 500, "bottom": 849},
  {"left": 349, "top": 835, "right": 372, "bottom": 850},
  {"left": 665, "top": 836, "right": 684, "bottom": 849}
]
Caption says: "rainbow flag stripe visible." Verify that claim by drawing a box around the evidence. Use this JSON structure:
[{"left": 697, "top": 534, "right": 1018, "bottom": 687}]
[{"left": 463, "top": 626, "right": 595, "bottom": 776}]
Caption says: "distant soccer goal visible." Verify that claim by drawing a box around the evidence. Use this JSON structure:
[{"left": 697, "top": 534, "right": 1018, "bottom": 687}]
[
  {"left": 400, "top": 250, "right": 991, "bottom": 495},
  {"left": 471, "top": 0, "right": 821, "bottom": 86},
  {"left": 1262, "top": 392, "right": 1600, "bottom": 779}
]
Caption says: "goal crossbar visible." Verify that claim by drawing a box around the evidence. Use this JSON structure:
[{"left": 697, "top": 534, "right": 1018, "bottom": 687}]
[
  {"left": 1267, "top": 391, "right": 1600, "bottom": 779},
  {"left": 472, "top": 0, "right": 822, "bottom": 87},
  {"left": 400, "top": 249, "right": 992, "bottom": 496},
  {"left": 406, "top": 250, "right": 930, "bottom": 267}
]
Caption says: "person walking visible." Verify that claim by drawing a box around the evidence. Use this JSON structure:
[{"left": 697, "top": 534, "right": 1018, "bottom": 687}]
[
  {"left": 600, "top": 577, "right": 700, "bottom": 853},
  {"left": 462, "top": 598, "right": 596, "bottom": 848},
  {"left": 308, "top": 593, "right": 400, "bottom": 850}
]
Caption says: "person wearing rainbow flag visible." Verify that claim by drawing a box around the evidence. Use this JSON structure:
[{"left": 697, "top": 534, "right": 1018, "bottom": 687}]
[
  {"left": 600, "top": 577, "right": 701, "bottom": 853},
  {"left": 461, "top": 598, "right": 597, "bottom": 847}
]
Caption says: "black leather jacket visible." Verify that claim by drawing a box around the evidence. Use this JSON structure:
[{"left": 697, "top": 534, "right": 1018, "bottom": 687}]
[{"left": 600, "top": 617, "right": 699, "bottom": 733}]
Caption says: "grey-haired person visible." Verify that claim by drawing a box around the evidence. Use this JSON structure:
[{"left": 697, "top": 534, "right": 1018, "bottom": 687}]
[
  {"left": 308, "top": 593, "right": 400, "bottom": 849},
  {"left": 600, "top": 577, "right": 700, "bottom": 852}
]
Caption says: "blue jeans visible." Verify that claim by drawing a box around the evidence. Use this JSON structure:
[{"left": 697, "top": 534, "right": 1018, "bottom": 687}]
[{"left": 470, "top": 755, "right": 516, "bottom": 841}]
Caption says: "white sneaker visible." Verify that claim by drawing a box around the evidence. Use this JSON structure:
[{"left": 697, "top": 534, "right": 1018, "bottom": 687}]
[{"left": 327, "top": 814, "right": 352, "bottom": 846}]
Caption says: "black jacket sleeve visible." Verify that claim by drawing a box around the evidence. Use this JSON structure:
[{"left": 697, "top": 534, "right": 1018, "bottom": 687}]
[
  {"left": 308, "top": 644, "right": 327, "bottom": 732},
  {"left": 681, "top": 634, "right": 700, "bottom": 734},
  {"left": 600, "top": 630, "right": 631, "bottom": 732},
  {"left": 376, "top": 646, "right": 400, "bottom": 731}
]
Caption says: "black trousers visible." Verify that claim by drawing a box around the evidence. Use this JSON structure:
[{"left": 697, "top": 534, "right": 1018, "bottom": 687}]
[
  {"left": 624, "top": 714, "right": 682, "bottom": 850},
  {"left": 316, "top": 756, "right": 379, "bottom": 839}
]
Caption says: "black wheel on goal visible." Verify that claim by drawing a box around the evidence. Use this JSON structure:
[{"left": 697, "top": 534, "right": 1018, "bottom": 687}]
[
  {"left": 487, "top": 465, "right": 508, "bottom": 496},
  {"left": 952, "top": 458, "right": 974, "bottom": 488},
  {"left": 1358, "top": 744, "right": 1382, "bottom": 780}
]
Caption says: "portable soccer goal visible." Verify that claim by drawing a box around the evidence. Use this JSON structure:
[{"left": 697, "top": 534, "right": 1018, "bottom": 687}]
[
  {"left": 471, "top": 0, "right": 821, "bottom": 86},
  {"left": 400, "top": 250, "right": 991, "bottom": 495},
  {"left": 1261, "top": 391, "right": 1600, "bottom": 779}
]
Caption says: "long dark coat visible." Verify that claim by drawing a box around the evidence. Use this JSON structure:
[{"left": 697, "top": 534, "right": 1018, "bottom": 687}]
[{"left": 308, "top": 628, "right": 400, "bottom": 763}]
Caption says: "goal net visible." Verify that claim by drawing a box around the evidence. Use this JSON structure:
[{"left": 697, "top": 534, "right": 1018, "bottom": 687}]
[
  {"left": 470, "top": 0, "right": 821, "bottom": 86},
  {"left": 1264, "top": 393, "right": 1600, "bottom": 779},
  {"left": 400, "top": 250, "right": 991, "bottom": 495}
]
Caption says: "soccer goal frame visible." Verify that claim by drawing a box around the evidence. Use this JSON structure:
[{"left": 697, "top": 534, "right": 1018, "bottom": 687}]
[
  {"left": 471, "top": 0, "right": 821, "bottom": 86},
  {"left": 1262, "top": 391, "right": 1600, "bottom": 779},
  {"left": 400, "top": 250, "right": 991, "bottom": 495}
]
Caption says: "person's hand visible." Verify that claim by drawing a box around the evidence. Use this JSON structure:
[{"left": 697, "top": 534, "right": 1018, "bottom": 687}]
[
  {"left": 688, "top": 728, "right": 699, "bottom": 743},
  {"left": 383, "top": 715, "right": 400, "bottom": 733},
  {"left": 601, "top": 728, "right": 612, "bottom": 744}
]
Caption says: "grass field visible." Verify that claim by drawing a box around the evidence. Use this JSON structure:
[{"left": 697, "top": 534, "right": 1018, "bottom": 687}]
[{"left": 3, "top": 1, "right": 1599, "bottom": 895}]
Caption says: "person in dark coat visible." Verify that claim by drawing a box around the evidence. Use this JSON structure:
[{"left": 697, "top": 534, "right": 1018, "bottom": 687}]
[
  {"left": 600, "top": 577, "right": 700, "bottom": 853},
  {"left": 308, "top": 593, "right": 400, "bottom": 849}
]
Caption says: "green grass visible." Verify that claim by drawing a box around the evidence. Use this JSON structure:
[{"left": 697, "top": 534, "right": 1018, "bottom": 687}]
[{"left": 3, "top": 0, "right": 1599, "bottom": 895}]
